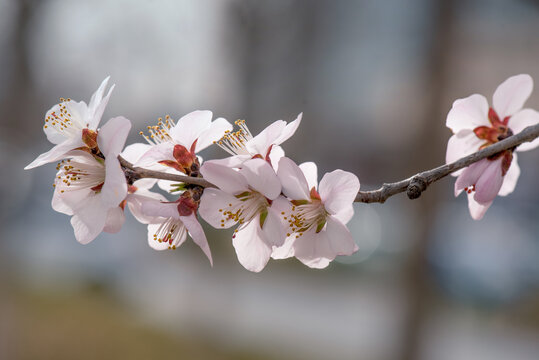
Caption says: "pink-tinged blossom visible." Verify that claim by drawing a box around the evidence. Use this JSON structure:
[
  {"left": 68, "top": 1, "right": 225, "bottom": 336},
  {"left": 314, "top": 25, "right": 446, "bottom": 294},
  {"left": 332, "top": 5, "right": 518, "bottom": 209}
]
[
  {"left": 446, "top": 74, "right": 539, "bottom": 219},
  {"left": 140, "top": 193, "right": 212, "bottom": 265},
  {"left": 136, "top": 111, "right": 232, "bottom": 172},
  {"left": 25, "top": 77, "right": 115, "bottom": 169},
  {"left": 52, "top": 116, "right": 131, "bottom": 244},
  {"left": 211, "top": 113, "right": 302, "bottom": 168},
  {"left": 271, "top": 157, "right": 359, "bottom": 269},
  {"left": 199, "top": 159, "right": 286, "bottom": 272}
]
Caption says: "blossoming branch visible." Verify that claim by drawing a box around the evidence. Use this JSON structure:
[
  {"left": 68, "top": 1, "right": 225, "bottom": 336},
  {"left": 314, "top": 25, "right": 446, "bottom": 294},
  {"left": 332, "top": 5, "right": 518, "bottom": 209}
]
[{"left": 25, "top": 75, "right": 539, "bottom": 272}]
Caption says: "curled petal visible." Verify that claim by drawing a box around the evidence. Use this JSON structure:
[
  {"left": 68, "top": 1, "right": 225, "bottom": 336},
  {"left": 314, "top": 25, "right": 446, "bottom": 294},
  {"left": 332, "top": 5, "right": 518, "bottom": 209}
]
[
  {"left": 299, "top": 162, "right": 318, "bottom": 190},
  {"left": 493, "top": 74, "right": 533, "bottom": 118}
]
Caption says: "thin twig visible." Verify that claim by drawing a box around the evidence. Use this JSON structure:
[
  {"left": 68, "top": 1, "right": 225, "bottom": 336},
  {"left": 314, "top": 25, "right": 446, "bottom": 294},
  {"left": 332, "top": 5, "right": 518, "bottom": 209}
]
[
  {"left": 118, "top": 123, "right": 539, "bottom": 203},
  {"left": 355, "top": 123, "right": 539, "bottom": 203}
]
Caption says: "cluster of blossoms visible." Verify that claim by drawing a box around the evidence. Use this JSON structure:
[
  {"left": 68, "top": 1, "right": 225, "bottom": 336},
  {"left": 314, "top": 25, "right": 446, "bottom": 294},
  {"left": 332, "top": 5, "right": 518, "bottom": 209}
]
[
  {"left": 26, "top": 75, "right": 539, "bottom": 271},
  {"left": 26, "top": 77, "right": 359, "bottom": 272}
]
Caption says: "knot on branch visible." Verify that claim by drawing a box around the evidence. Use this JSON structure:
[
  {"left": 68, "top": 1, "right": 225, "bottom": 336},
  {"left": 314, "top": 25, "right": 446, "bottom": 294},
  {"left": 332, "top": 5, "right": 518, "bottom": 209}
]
[{"left": 407, "top": 176, "right": 427, "bottom": 200}]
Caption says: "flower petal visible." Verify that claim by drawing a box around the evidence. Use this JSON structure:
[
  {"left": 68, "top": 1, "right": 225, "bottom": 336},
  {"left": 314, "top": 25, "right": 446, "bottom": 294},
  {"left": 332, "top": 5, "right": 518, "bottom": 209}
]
[
  {"left": 181, "top": 213, "right": 212, "bottom": 265},
  {"left": 127, "top": 191, "right": 167, "bottom": 224},
  {"left": 121, "top": 143, "right": 152, "bottom": 163},
  {"left": 25, "top": 136, "right": 84, "bottom": 169},
  {"left": 232, "top": 215, "right": 272, "bottom": 272},
  {"left": 473, "top": 159, "right": 504, "bottom": 204},
  {"left": 52, "top": 187, "right": 92, "bottom": 215},
  {"left": 331, "top": 204, "right": 354, "bottom": 225},
  {"left": 100, "top": 155, "right": 127, "bottom": 208},
  {"left": 509, "top": 109, "right": 539, "bottom": 152},
  {"left": 277, "top": 157, "right": 310, "bottom": 200},
  {"left": 97, "top": 116, "right": 131, "bottom": 157},
  {"left": 245, "top": 120, "right": 286, "bottom": 155},
  {"left": 204, "top": 155, "right": 251, "bottom": 168},
  {"left": 446, "top": 94, "right": 489, "bottom": 134},
  {"left": 103, "top": 206, "right": 125, "bottom": 233},
  {"left": 268, "top": 145, "right": 285, "bottom": 170},
  {"left": 200, "top": 162, "right": 248, "bottom": 194},
  {"left": 87, "top": 77, "right": 114, "bottom": 129},
  {"left": 262, "top": 203, "right": 286, "bottom": 247},
  {"left": 467, "top": 194, "right": 492, "bottom": 220},
  {"left": 454, "top": 158, "right": 491, "bottom": 197},
  {"left": 199, "top": 188, "right": 240, "bottom": 229},
  {"left": 318, "top": 170, "right": 360, "bottom": 214},
  {"left": 69, "top": 196, "right": 108, "bottom": 244},
  {"left": 135, "top": 142, "right": 175, "bottom": 167},
  {"left": 326, "top": 216, "right": 358, "bottom": 256},
  {"left": 445, "top": 131, "right": 483, "bottom": 177},
  {"left": 498, "top": 153, "right": 520, "bottom": 197},
  {"left": 293, "top": 230, "right": 333, "bottom": 269},
  {"left": 299, "top": 162, "right": 318, "bottom": 190},
  {"left": 239, "top": 158, "right": 281, "bottom": 199},
  {"left": 493, "top": 74, "right": 533, "bottom": 118},
  {"left": 170, "top": 110, "right": 212, "bottom": 149},
  {"left": 195, "top": 117, "right": 233, "bottom": 152},
  {"left": 274, "top": 113, "right": 302, "bottom": 145}
]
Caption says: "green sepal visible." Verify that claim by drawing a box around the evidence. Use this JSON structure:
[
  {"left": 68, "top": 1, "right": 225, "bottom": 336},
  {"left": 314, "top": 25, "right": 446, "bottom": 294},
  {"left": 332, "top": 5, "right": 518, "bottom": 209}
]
[
  {"left": 315, "top": 219, "right": 326, "bottom": 233},
  {"left": 259, "top": 210, "right": 268, "bottom": 229}
]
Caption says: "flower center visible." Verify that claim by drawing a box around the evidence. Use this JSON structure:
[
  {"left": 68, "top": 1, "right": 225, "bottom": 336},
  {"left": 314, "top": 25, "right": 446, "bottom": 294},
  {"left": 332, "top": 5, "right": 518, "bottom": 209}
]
[
  {"left": 473, "top": 107, "right": 513, "bottom": 149},
  {"left": 214, "top": 119, "right": 253, "bottom": 156},
  {"left": 282, "top": 199, "right": 327, "bottom": 239},
  {"left": 139, "top": 115, "right": 175, "bottom": 145},
  {"left": 218, "top": 190, "right": 269, "bottom": 231},
  {"left": 54, "top": 158, "right": 105, "bottom": 194},
  {"left": 152, "top": 218, "right": 187, "bottom": 250},
  {"left": 44, "top": 99, "right": 85, "bottom": 137}
]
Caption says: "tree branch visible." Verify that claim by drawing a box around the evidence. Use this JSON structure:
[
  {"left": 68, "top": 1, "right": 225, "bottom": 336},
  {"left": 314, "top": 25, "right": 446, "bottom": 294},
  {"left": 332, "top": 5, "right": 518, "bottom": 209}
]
[
  {"left": 118, "top": 123, "right": 539, "bottom": 203},
  {"left": 355, "top": 123, "right": 539, "bottom": 203}
]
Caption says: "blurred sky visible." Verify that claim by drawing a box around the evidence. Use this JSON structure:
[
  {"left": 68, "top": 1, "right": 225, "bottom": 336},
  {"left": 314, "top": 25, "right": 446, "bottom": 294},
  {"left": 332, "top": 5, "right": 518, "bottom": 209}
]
[{"left": 1, "top": 1, "right": 539, "bottom": 359}]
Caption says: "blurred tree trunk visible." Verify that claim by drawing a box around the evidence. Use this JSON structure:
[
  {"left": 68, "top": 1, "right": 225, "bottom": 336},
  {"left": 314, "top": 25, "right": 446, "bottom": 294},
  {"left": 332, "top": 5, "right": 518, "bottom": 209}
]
[
  {"left": 400, "top": 1, "right": 456, "bottom": 360},
  {"left": 0, "top": 1, "right": 39, "bottom": 359}
]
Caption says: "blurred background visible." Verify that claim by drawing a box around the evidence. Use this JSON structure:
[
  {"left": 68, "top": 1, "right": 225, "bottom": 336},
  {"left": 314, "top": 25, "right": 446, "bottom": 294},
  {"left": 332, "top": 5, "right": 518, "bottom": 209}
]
[{"left": 1, "top": 0, "right": 539, "bottom": 359}]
